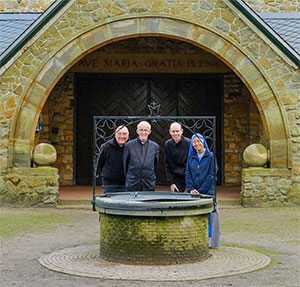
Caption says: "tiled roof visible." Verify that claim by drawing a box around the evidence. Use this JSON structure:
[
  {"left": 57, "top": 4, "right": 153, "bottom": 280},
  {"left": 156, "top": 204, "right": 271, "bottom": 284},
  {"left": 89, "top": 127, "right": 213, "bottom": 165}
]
[
  {"left": 258, "top": 12, "right": 300, "bottom": 55},
  {"left": 0, "top": 13, "right": 41, "bottom": 55}
]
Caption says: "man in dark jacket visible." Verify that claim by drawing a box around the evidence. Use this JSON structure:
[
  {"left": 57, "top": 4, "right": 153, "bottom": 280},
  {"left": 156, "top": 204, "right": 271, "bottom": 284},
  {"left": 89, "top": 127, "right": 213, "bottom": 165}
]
[
  {"left": 99, "top": 125, "right": 129, "bottom": 193},
  {"left": 123, "top": 121, "right": 159, "bottom": 191},
  {"left": 164, "top": 122, "right": 190, "bottom": 192}
]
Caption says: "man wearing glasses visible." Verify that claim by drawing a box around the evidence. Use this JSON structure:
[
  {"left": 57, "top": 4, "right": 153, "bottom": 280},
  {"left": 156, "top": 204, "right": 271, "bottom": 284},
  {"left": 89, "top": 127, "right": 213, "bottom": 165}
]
[
  {"left": 123, "top": 121, "right": 159, "bottom": 191},
  {"left": 99, "top": 125, "right": 129, "bottom": 193}
]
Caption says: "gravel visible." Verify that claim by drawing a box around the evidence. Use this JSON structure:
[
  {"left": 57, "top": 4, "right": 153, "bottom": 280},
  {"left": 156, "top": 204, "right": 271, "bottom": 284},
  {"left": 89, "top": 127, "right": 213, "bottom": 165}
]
[{"left": 1, "top": 206, "right": 299, "bottom": 287}]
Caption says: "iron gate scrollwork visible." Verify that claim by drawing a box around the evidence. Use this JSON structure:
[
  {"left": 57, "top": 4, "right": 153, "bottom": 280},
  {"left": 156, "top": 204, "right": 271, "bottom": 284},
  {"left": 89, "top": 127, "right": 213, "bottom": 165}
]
[{"left": 92, "top": 115, "right": 216, "bottom": 210}]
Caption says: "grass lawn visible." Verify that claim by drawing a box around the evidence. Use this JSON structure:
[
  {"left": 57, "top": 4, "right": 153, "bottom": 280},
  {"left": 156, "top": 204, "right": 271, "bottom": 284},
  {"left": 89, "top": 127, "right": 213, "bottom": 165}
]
[
  {"left": 0, "top": 207, "right": 73, "bottom": 238},
  {"left": 220, "top": 207, "right": 300, "bottom": 236}
]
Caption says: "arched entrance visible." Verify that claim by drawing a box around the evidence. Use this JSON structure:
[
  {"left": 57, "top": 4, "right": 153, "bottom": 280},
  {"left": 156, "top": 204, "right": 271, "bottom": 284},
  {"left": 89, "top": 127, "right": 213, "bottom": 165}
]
[{"left": 9, "top": 17, "right": 290, "bottom": 181}]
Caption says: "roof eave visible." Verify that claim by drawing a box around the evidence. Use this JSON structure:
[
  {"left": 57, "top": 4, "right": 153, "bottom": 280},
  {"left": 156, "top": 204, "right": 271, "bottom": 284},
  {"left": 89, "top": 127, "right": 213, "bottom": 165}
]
[
  {"left": 0, "top": 0, "right": 69, "bottom": 69},
  {"left": 228, "top": 0, "right": 300, "bottom": 69}
]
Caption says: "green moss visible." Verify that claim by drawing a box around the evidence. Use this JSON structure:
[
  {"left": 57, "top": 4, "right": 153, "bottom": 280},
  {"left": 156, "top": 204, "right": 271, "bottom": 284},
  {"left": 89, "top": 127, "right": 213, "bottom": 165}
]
[{"left": 100, "top": 214, "right": 209, "bottom": 264}]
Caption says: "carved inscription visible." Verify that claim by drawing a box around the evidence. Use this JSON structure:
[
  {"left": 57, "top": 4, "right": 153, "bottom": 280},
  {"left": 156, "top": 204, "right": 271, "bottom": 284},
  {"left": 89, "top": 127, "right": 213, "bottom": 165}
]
[{"left": 71, "top": 54, "right": 230, "bottom": 73}]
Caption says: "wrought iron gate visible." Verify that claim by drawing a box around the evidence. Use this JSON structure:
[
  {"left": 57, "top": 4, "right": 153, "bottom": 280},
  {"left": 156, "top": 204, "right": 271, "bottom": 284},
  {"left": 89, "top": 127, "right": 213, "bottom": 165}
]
[{"left": 92, "top": 113, "right": 216, "bottom": 210}]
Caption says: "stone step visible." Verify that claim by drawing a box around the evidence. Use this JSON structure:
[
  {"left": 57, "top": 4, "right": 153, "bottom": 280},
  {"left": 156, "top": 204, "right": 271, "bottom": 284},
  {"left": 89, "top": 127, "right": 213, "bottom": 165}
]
[
  {"left": 218, "top": 198, "right": 241, "bottom": 207},
  {"left": 57, "top": 198, "right": 92, "bottom": 209}
]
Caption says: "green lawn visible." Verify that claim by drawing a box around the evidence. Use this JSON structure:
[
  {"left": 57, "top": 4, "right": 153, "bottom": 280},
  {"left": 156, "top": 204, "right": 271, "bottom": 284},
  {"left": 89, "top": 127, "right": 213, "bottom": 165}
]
[
  {"left": 220, "top": 207, "right": 300, "bottom": 236},
  {"left": 0, "top": 208, "right": 72, "bottom": 238}
]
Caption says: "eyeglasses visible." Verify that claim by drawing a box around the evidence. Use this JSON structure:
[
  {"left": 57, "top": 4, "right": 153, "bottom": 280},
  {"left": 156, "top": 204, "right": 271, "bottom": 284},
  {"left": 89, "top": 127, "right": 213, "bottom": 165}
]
[{"left": 138, "top": 129, "right": 150, "bottom": 132}]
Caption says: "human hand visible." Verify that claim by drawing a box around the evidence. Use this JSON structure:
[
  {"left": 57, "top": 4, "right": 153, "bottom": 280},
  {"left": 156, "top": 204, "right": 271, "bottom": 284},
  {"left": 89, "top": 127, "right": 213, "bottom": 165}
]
[
  {"left": 190, "top": 189, "right": 199, "bottom": 194},
  {"left": 170, "top": 184, "right": 179, "bottom": 192}
]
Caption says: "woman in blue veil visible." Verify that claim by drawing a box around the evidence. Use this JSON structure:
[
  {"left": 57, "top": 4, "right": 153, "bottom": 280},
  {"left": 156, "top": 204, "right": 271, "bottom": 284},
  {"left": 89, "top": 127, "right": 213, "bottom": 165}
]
[{"left": 186, "top": 133, "right": 220, "bottom": 248}]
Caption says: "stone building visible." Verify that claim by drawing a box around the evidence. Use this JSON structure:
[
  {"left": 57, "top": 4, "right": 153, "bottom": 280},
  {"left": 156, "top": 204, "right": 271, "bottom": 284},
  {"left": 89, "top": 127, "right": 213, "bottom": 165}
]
[{"left": 0, "top": 0, "right": 299, "bottom": 206}]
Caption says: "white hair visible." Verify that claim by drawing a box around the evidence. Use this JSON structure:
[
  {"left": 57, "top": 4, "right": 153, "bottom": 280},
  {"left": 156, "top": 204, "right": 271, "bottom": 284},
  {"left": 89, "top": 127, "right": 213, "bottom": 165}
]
[{"left": 137, "top": 121, "right": 151, "bottom": 130}]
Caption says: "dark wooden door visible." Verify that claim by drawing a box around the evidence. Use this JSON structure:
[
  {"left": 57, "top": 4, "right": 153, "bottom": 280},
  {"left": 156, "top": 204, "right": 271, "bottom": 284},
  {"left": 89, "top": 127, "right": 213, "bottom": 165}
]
[{"left": 75, "top": 74, "right": 223, "bottom": 185}]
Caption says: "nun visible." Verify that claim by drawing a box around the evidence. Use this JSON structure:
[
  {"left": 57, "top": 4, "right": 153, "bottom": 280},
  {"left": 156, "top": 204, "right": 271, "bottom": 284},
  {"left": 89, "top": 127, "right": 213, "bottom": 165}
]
[{"left": 185, "top": 133, "right": 220, "bottom": 248}]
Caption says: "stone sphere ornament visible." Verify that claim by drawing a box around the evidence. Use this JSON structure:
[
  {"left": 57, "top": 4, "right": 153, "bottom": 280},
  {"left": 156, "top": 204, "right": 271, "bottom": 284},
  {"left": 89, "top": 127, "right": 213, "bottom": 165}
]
[
  {"left": 243, "top": 143, "right": 268, "bottom": 167},
  {"left": 32, "top": 143, "right": 57, "bottom": 167}
]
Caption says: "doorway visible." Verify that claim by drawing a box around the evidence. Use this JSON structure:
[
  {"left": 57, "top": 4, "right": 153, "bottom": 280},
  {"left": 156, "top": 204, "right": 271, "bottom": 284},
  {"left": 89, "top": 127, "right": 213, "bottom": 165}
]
[{"left": 75, "top": 74, "right": 223, "bottom": 185}]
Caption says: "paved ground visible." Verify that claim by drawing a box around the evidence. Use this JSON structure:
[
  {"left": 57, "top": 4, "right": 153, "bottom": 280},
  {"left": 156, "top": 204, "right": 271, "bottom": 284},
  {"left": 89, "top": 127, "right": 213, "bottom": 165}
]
[
  {"left": 38, "top": 245, "right": 270, "bottom": 280},
  {"left": 1, "top": 206, "right": 299, "bottom": 287}
]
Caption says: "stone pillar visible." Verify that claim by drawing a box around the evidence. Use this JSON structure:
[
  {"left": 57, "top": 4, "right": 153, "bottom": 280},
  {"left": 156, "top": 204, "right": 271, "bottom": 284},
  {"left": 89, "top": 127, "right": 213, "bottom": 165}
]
[
  {"left": 0, "top": 167, "right": 59, "bottom": 205},
  {"left": 0, "top": 143, "right": 59, "bottom": 206},
  {"left": 241, "top": 168, "right": 296, "bottom": 207},
  {"left": 241, "top": 143, "right": 298, "bottom": 207}
]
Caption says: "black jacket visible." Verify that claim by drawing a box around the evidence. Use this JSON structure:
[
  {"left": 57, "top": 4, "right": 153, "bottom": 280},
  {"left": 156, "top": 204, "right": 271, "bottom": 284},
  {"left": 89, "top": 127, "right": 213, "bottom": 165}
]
[
  {"left": 99, "top": 138, "right": 126, "bottom": 185},
  {"left": 164, "top": 136, "right": 191, "bottom": 185},
  {"left": 123, "top": 138, "right": 159, "bottom": 191}
]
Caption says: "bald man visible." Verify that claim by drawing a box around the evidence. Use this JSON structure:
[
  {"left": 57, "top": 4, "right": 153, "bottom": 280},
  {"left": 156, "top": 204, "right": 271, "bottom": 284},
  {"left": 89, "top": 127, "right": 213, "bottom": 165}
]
[
  {"left": 164, "top": 122, "right": 190, "bottom": 192},
  {"left": 123, "top": 121, "right": 159, "bottom": 191},
  {"left": 99, "top": 125, "right": 129, "bottom": 193}
]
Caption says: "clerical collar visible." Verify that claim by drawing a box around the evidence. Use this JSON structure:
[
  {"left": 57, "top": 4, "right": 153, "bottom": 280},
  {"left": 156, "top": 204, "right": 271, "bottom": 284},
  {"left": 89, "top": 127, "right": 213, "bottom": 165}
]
[{"left": 138, "top": 138, "right": 147, "bottom": 145}]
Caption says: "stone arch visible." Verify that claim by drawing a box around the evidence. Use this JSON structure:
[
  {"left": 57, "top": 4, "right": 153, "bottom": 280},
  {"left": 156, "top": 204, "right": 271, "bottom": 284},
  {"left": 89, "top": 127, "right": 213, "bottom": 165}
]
[{"left": 10, "top": 16, "right": 290, "bottom": 169}]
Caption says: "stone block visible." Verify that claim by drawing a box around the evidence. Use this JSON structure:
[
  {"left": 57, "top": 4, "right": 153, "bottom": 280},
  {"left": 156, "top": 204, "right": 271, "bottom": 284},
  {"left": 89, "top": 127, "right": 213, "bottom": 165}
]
[
  {"left": 160, "top": 18, "right": 192, "bottom": 38},
  {"left": 43, "top": 194, "right": 57, "bottom": 204},
  {"left": 199, "top": 1, "right": 214, "bottom": 10},
  {"left": 35, "top": 58, "right": 65, "bottom": 89},
  {"left": 289, "top": 184, "right": 300, "bottom": 205},
  {"left": 222, "top": 9, "right": 234, "bottom": 23},
  {"left": 27, "top": 176, "right": 44, "bottom": 187},
  {"left": 280, "top": 90, "right": 298, "bottom": 105},
  {"left": 46, "top": 186, "right": 59, "bottom": 195},
  {"left": 10, "top": 167, "right": 58, "bottom": 176},
  {"left": 269, "top": 139, "right": 289, "bottom": 168},
  {"left": 242, "top": 168, "right": 291, "bottom": 177},
  {"left": 79, "top": 26, "right": 111, "bottom": 51},
  {"left": 1, "top": 181, "right": 17, "bottom": 203},
  {"left": 18, "top": 193, "right": 33, "bottom": 205},
  {"left": 0, "top": 177, "right": 7, "bottom": 195},
  {"left": 14, "top": 105, "right": 36, "bottom": 141},
  {"left": 16, "top": 181, "right": 29, "bottom": 194},
  {"left": 259, "top": 58, "right": 272, "bottom": 69},
  {"left": 21, "top": 65, "right": 36, "bottom": 78},
  {"left": 108, "top": 18, "right": 138, "bottom": 38},
  {"left": 138, "top": 18, "right": 161, "bottom": 34},
  {"left": 81, "top": 2, "right": 99, "bottom": 12},
  {"left": 26, "top": 82, "right": 47, "bottom": 108},
  {"left": 44, "top": 176, "right": 59, "bottom": 186},
  {"left": 55, "top": 40, "right": 84, "bottom": 69}
]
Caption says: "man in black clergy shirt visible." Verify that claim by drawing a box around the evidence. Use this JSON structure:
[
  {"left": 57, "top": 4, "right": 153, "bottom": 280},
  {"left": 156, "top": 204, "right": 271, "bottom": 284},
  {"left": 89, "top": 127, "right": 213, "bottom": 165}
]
[
  {"left": 164, "top": 122, "right": 190, "bottom": 192},
  {"left": 123, "top": 121, "right": 159, "bottom": 191}
]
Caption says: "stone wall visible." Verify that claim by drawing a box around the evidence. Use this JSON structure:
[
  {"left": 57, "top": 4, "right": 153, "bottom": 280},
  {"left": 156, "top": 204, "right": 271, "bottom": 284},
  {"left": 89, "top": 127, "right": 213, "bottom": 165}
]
[
  {"left": 1, "top": 0, "right": 299, "bottom": 13},
  {"left": 241, "top": 168, "right": 299, "bottom": 207},
  {"left": 249, "top": 98, "right": 265, "bottom": 145},
  {"left": 0, "top": 167, "right": 59, "bottom": 205},
  {"left": 0, "top": 0, "right": 55, "bottom": 12},
  {"left": 38, "top": 73, "right": 74, "bottom": 185},
  {"left": 246, "top": 0, "right": 300, "bottom": 12},
  {"left": 223, "top": 73, "right": 264, "bottom": 185}
]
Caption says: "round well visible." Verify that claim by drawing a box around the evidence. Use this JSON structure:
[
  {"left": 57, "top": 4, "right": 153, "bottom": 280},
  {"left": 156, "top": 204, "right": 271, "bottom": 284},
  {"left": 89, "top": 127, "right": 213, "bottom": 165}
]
[{"left": 95, "top": 192, "right": 213, "bottom": 265}]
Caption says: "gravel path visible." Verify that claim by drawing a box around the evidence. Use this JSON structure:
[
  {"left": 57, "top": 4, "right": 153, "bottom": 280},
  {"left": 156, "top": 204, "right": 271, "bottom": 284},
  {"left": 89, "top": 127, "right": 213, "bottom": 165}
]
[{"left": 1, "top": 207, "right": 299, "bottom": 287}]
